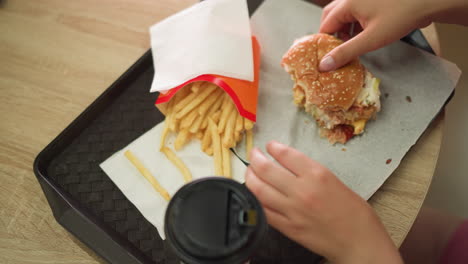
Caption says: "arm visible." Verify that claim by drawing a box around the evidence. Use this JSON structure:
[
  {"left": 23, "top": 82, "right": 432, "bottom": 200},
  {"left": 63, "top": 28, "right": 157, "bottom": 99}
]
[{"left": 245, "top": 141, "right": 403, "bottom": 264}]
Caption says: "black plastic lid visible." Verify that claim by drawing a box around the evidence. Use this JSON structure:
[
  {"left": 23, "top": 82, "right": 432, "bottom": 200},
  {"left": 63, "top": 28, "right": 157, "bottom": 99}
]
[{"left": 164, "top": 177, "right": 267, "bottom": 264}]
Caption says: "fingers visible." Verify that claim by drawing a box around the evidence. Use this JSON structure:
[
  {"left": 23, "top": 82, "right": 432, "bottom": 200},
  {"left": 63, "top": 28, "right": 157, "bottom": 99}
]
[
  {"left": 319, "top": 2, "right": 355, "bottom": 35},
  {"left": 263, "top": 206, "right": 290, "bottom": 232},
  {"left": 245, "top": 167, "right": 290, "bottom": 213},
  {"left": 337, "top": 22, "right": 363, "bottom": 41},
  {"left": 320, "top": 0, "right": 340, "bottom": 25},
  {"left": 248, "top": 148, "right": 296, "bottom": 196},
  {"left": 318, "top": 0, "right": 370, "bottom": 71},
  {"left": 266, "top": 141, "right": 324, "bottom": 177},
  {"left": 245, "top": 152, "right": 296, "bottom": 233},
  {"left": 319, "top": 25, "right": 381, "bottom": 71}
]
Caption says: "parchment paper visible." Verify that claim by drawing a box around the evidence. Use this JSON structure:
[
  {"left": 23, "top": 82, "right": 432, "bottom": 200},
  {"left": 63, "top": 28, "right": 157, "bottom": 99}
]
[{"left": 249, "top": 0, "right": 460, "bottom": 199}]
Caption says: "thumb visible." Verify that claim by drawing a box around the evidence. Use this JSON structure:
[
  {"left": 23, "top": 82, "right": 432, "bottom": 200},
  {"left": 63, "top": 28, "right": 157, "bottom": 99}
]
[{"left": 319, "top": 26, "right": 382, "bottom": 72}]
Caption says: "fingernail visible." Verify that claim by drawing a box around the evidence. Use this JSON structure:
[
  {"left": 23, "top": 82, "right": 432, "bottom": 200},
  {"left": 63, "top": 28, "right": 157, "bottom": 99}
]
[{"left": 319, "top": 55, "right": 336, "bottom": 72}]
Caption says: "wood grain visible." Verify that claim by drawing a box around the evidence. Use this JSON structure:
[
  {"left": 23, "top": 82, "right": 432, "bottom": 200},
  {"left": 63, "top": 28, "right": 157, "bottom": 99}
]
[
  {"left": 0, "top": 0, "right": 441, "bottom": 262},
  {"left": 0, "top": 0, "right": 196, "bottom": 263}
]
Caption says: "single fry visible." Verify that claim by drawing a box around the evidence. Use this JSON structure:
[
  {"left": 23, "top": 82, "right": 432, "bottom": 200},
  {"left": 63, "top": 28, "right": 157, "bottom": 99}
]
[
  {"left": 174, "top": 129, "right": 190, "bottom": 151},
  {"left": 160, "top": 98, "right": 175, "bottom": 136},
  {"left": 209, "top": 118, "right": 223, "bottom": 176},
  {"left": 218, "top": 96, "right": 235, "bottom": 134},
  {"left": 174, "top": 83, "right": 195, "bottom": 104},
  {"left": 198, "top": 88, "right": 223, "bottom": 115},
  {"left": 208, "top": 93, "right": 224, "bottom": 113},
  {"left": 195, "top": 131, "right": 203, "bottom": 139},
  {"left": 222, "top": 146, "right": 232, "bottom": 178},
  {"left": 201, "top": 96, "right": 224, "bottom": 129},
  {"left": 223, "top": 109, "right": 237, "bottom": 148},
  {"left": 161, "top": 97, "right": 176, "bottom": 144},
  {"left": 168, "top": 95, "right": 180, "bottom": 132},
  {"left": 124, "top": 150, "right": 170, "bottom": 201},
  {"left": 244, "top": 118, "right": 254, "bottom": 130},
  {"left": 180, "top": 109, "right": 198, "bottom": 129},
  {"left": 174, "top": 90, "right": 198, "bottom": 113},
  {"left": 201, "top": 127, "right": 212, "bottom": 151},
  {"left": 166, "top": 92, "right": 177, "bottom": 115},
  {"left": 169, "top": 83, "right": 196, "bottom": 131},
  {"left": 161, "top": 147, "right": 192, "bottom": 183},
  {"left": 169, "top": 119, "right": 180, "bottom": 132},
  {"left": 211, "top": 110, "right": 222, "bottom": 124},
  {"left": 189, "top": 115, "right": 204, "bottom": 133},
  {"left": 160, "top": 125, "right": 170, "bottom": 151},
  {"left": 175, "top": 84, "right": 217, "bottom": 119},
  {"left": 235, "top": 113, "right": 243, "bottom": 132},
  {"left": 205, "top": 147, "right": 213, "bottom": 156},
  {"left": 191, "top": 82, "right": 202, "bottom": 93},
  {"left": 246, "top": 129, "right": 253, "bottom": 161},
  {"left": 235, "top": 131, "right": 241, "bottom": 143}
]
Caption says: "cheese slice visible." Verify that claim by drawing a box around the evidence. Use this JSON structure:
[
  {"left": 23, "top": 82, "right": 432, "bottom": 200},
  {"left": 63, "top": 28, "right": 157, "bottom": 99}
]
[{"left": 353, "top": 120, "right": 367, "bottom": 135}]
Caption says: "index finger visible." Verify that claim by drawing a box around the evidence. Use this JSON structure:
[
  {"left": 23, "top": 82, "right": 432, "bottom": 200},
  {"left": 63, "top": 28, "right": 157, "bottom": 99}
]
[
  {"left": 266, "top": 141, "right": 325, "bottom": 177},
  {"left": 320, "top": 0, "right": 339, "bottom": 25},
  {"left": 248, "top": 148, "right": 296, "bottom": 196},
  {"left": 319, "top": 3, "right": 355, "bottom": 34}
]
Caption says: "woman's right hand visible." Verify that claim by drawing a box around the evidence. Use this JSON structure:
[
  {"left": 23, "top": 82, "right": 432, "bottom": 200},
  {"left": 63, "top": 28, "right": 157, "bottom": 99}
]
[
  {"left": 318, "top": 0, "right": 468, "bottom": 72},
  {"left": 245, "top": 141, "right": 403, "bottom": 264}
]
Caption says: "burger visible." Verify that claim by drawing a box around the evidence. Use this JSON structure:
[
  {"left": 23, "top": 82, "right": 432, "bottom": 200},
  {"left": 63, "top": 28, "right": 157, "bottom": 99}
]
[{"left": 281, "top": 33, "right": 381, "bottom": 144}]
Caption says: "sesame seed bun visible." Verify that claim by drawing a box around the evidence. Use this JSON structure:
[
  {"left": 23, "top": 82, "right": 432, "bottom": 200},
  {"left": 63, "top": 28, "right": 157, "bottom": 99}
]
[{"left": 281, "top": 33, "right": 365, "bottom": 111}]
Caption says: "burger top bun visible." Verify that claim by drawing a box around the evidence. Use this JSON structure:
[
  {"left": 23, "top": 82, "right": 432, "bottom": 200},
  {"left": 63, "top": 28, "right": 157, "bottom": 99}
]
[{"left": 281, "top": 33, "right": 365, "bottom": 111}]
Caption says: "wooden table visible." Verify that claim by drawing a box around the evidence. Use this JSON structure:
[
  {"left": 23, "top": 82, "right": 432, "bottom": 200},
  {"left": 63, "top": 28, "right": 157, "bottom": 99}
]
[{"left": 0, "top": 0, "right": 442, "bottom": 263}]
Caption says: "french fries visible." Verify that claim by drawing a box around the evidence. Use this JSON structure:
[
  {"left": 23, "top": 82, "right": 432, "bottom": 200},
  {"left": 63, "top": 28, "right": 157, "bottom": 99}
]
[
  {"left": 222, "top": 109, "right": 236, "bottom": 148},
  {"left": 174, "top": 129, "right": 190, "bottom": 151},
  {"left": 201, "top": 127, "right": 212, "bottom": 153},
  {"left": 222, "top": 146, "right": 231, "bottom": 178},
  {"left": 218, "top": 95, "right": 235, "bottom": 134},
  {"left": 124, "top": 150, "right": 171, "bottom": 201},
  {"left": 175, "top": 83, "right": 217, "bottom": 120},
  {"left": 161, "top": 147, "right": 192, "bottom": 183},
  {"left": 209, "top": 118, "right": 223, "bottom": 176},
  {"left": 235, "top": 114, "right": 243, "bottom": 132},
  {"left": 195, "top": 131, "right": 203, "bottom": 140},
  {"left": 244, "top": 118, "right": 254, "bottom": 130},
  {"left": 159, "top": 81, "right": 255, "bottom": 180},
  {"left": 201, "top": 98, "right": 223, "bottom": 129},
  {"left": 160, "top": 125, "right": 170, "bottom": 151},
  {"left": 246, "top": 129, "right": 253, "bottom": 161},
  {"left": 206, "top": 147, "right": 213, "bottom": 156}
]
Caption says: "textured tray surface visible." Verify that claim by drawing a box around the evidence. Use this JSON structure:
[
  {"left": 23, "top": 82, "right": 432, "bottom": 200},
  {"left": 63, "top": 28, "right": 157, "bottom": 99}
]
[
  {"left": 44, "top": 61, "right": 321, "bottom": 263},
  {"left": 46, "top": 67, "right": 181, "bottom": 262}
]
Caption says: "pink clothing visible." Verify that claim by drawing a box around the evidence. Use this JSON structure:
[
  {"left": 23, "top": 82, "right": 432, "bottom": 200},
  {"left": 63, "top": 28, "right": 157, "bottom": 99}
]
[{"left": 439, "top": 220, "right": 468, "bottom": 264}]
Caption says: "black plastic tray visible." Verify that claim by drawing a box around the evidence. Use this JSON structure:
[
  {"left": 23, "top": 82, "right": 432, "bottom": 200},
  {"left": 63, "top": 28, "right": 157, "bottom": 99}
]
[{"left": 33, "top": 1, "right": 436, "bottom": 263}]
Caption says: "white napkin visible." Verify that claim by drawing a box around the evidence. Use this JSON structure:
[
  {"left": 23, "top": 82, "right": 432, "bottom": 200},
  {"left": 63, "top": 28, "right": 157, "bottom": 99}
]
[
  {"left": 149, "top": 0, "right": 253, "bottom": 92},
  {"left": 100, "top": 123, "right": 246, "bottom": 239}
]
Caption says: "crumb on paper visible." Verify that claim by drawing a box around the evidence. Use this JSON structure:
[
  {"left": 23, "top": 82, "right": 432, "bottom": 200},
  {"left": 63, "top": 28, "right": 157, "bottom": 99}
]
[
  {"left": 342, "top": 148, "right": 346, "bottom": 151},
  {"left": 386, "top": 158, "right": 392, "bottom": 164},
  {"left": 406, "top": 96, "right": 412, "bottom": 103},
  {"left": 384, "top": 93, "right": 389, "bottom": 98},
  {"left": 304, "top": 119, "right": 310, "bottom": 124}
]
